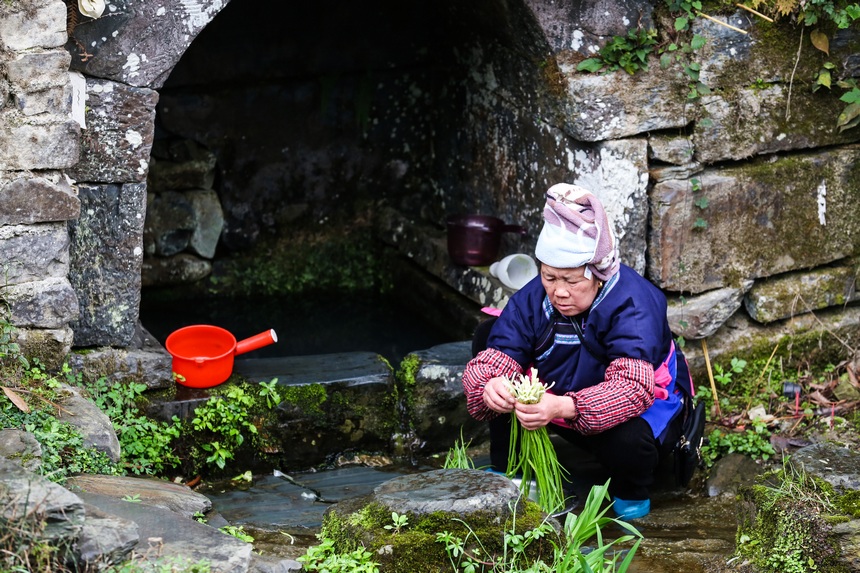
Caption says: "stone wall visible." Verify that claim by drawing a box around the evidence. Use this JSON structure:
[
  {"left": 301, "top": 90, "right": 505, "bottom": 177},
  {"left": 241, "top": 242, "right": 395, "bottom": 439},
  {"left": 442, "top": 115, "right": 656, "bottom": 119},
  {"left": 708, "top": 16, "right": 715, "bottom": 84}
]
[{"left": 1, "top": 0, "right": 860, "bottom": 381}]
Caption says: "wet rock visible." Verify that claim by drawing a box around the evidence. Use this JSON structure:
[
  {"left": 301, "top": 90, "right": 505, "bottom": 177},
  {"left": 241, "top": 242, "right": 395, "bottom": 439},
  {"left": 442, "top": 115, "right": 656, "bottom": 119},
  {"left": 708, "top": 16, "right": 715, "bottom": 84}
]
[
  {"left": 667, "top": 282, "right": 752, "bottom": 340},
  {"left": 373, "top": 468, "right": 521, "bottom": 516},
  {"left": 744, "top": 262, "right": 860, "bottom": 324},
  {"left": 736, "top": 442, "right": 860, "bottom": 573},
  {"left": 148, "top": 139, "right": 217, "bottom": 191},
  {"left": 187, "top": 189, "right": 224, "bottom": 259},
  {"left": 66, "top": 0, "right": 226, "bottom": 88},
  {"left": 66, "top": 474, "right": 212, "bottom": 518},
  {"left": 77, "top": 489, "right": 253, "bottom": 573},
  {"left": 321, "top": 468, "right": 553, "bottom": 572},
  {"left": 228, "top": 352, "right": 397, "bottom": 468},
  {"left": 2, "top": 277, "right": 80, "bottom": 329},
  {"left": 0, "top": 117, "right": 80, "bottom": 171},
  {"left": 0, "top": 0, "right": 66, "bottom": 52},
  {"left": 56, "top": 384, "right": 121, "bottom": 462},
  {"left": 527, "top": 0, "right": 656, "bottom": 57},
  {"left": 69, "top": 77, "right": 158, "bottom": 183},
  {"left": 0, "top": 222, "right": 70, "bottom": 284},
  {"left": 705, "top": 453, "right": 763, "bottom": 497},
  {"left": 648, "top": 147, "right": 860, "bottom": 294},
  {"left": 649, "top": 134, "right": 695, "bottom": 165},
  {"left": 559, "top": 63, "right": 689, "bottom": 142},
  {"left": 144, "top": 190, "right": 195, "bottom": 256},
  {"left": 11, "top": 326, "right": 74, "bottom": 371},
  {"left": 0, "top": 428, "right": 42, "bottom": 472},
  {"left": 408, "top": 341, "right": 485, "bottom": 453},
  {"left": 67, "top": 321, "right": 174, "bottom": 390},
  {"left": 0, "top": 175, "right": 80, "bottom": 225},
  {"left": 791, "top": 442, "right": 860, "bottom": 492},
  {"left": 141, "top": 253, "right": 213, "bottom": 287},
  {"left": 250, "top": 554, "right": 303, "bottom": 573},
  {"left": 0, "top": 457, "right": 85, "bottom": 544},
  {"left": 74, "top": 503, "right": 139, "bottom": 570},
  {"left": 68, "top": 182, "right": 146, "bottom": 347}
]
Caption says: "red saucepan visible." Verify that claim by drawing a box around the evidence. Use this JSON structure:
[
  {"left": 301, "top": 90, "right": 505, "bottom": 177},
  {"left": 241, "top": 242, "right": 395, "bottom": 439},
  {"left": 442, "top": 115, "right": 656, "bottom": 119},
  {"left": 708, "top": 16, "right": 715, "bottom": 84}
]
[
  {"left": 165, "top": 324, "right": 277, "bottom": 388},
  {"left": 446, "top": 214, "right": 527, "bottom": 266}
]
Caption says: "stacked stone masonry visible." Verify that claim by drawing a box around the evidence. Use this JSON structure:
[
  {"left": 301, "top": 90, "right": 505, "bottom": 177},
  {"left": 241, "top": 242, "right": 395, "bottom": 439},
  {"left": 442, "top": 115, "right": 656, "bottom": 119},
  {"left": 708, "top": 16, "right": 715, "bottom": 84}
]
[{"left": 1, "top": 0, "right": 860, "bottom": 376}]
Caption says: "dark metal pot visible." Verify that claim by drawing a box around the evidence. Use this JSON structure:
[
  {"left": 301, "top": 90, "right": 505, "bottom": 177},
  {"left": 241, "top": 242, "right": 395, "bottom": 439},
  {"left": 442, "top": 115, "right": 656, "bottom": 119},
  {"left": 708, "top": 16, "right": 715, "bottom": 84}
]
[{"left": 446, "top": 214, "right": 527, "bottom": 266}]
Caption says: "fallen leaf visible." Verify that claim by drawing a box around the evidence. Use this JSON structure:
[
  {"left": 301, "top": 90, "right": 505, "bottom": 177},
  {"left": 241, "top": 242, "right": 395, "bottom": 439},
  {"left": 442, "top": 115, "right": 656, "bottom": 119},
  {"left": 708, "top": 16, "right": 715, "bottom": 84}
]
[
  {"left": 808, "top": 390, "right": 834, "bottom": 406},
  {"left": 811, "top": 29, "right": 829, "bottom": 55},
  {"left": 2, "top": 386, "right": 30, "bottom": 413}
]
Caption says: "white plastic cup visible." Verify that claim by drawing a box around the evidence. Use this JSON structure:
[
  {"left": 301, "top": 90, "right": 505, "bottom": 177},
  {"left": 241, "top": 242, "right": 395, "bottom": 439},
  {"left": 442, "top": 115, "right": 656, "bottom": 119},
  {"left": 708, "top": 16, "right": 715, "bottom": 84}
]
[{"left": 489, "top": 253, "right": 539, "bottom": 291}]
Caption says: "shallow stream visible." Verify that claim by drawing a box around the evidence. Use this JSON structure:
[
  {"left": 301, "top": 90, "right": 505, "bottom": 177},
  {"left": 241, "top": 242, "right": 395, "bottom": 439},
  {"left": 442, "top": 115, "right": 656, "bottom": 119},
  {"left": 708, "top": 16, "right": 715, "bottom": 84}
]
[{"left": 199, "top": 445, "right": 740, "bottom": 570}]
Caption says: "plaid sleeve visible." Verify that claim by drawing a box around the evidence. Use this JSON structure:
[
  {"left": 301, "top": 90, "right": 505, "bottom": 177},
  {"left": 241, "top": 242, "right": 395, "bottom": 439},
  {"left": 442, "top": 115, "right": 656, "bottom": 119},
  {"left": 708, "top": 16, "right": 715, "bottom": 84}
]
[
  {"left": 564, "top": 357, "right": 655, "bottom": 434},
  {"left": 462, "top": 348, "right": 524, "bottom": 421}
]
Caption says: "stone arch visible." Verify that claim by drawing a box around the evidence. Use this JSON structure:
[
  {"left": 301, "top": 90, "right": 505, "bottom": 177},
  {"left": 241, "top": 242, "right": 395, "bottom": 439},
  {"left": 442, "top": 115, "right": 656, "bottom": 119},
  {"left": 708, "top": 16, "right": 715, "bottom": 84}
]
[{"left": 4, "top": 0, "right": 860, "bottom": 381}]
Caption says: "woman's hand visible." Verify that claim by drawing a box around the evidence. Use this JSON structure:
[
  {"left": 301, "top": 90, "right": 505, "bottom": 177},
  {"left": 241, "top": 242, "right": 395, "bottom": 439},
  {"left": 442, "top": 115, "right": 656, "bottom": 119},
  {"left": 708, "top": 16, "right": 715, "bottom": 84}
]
[
  {"left": 483, "top": 376, "right": 516, "bottom": 413},
  {"left": 514, "top": 393, "right": 576, "bottom": 430}
]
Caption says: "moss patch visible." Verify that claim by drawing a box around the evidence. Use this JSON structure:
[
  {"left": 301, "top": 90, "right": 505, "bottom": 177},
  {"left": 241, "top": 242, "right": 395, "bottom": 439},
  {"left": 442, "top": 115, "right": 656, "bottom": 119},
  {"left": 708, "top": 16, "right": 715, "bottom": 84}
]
[
  {"left": 320, "top": 497, "right": 559, "bottom": 572},
  {"left": 737, "top": 468, "right": 853, "bottom": 573}
]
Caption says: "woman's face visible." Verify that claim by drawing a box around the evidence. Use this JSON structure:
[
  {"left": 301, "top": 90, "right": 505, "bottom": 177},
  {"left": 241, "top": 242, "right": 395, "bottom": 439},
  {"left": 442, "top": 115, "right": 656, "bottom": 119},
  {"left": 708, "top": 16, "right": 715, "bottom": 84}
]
[{"left": 540, "top": 264, "right": 600, "bottom": 317}]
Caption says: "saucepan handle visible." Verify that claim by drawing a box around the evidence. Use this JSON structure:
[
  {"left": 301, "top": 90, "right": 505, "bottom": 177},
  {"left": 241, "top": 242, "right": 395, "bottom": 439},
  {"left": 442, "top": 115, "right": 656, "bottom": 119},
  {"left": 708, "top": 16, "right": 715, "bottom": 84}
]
[
  {"left": 235, "top": 329, "right": 278, "bottom": 355},
  {"left": 501, "top": 224, "right": 527, "bottom": 236}
]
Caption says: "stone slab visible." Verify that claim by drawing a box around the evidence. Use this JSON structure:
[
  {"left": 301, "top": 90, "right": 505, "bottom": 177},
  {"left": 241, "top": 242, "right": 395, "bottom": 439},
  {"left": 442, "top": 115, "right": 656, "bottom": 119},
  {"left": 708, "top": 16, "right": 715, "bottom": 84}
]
[{"left": 233, "top": 352, "right": 392, "bottom": 387}]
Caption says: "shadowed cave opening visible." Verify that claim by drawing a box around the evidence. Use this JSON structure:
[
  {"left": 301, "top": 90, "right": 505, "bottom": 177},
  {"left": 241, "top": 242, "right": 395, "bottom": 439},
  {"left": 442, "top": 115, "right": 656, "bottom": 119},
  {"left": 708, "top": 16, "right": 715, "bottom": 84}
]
[{"left": 137, "top": 0, "right": 554, "bottom": 362}]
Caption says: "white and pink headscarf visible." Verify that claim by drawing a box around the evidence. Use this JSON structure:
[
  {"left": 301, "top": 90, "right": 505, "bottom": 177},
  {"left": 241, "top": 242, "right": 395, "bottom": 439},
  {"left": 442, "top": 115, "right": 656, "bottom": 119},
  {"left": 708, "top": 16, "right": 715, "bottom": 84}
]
[{"left": 534, "top": 183, "right": 620, "bottom": 281}]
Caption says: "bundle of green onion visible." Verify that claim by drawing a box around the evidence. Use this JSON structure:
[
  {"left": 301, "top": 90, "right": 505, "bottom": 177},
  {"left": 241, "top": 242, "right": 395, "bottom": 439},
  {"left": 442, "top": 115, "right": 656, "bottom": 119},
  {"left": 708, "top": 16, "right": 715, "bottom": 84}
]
[{"left": 505, "top": 367, "right": 568, "bottom": 514}]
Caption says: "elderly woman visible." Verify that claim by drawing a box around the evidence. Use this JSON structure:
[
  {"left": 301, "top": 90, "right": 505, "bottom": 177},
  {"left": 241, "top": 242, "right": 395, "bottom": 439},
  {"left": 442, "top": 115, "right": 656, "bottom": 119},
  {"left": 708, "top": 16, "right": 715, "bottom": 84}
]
[{"left": 463, "top": 183, "right": 691, "bottom": 520}]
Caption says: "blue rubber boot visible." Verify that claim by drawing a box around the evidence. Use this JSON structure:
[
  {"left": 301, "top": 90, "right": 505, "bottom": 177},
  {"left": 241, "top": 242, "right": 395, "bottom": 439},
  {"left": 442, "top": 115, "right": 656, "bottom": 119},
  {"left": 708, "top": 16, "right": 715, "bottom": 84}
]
[{"left": 612, "top": 497, "right": 650, "bottom": 520}]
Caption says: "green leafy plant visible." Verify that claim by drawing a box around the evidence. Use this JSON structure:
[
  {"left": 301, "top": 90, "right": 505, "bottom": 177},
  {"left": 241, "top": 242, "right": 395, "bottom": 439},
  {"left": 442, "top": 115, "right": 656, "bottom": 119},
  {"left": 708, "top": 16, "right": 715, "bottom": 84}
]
[
  {"left": 701, "top": 420, "right": 776, "bottom": 467},
  {"left": 258, "top": 378, "right": 282, "bottom": 409},
  {"left": 437, "top": 509, "right": 556, "bottom": 573},
  {"left": 577, "top": 27, "right": 659, "bottom": 75},
  {"left": 435, "top": 480, "right": 642, "bottom": 573},
  {"left": 83, "top": 376, "right": 181, "bottom": 475},
  {"left": 383, "top": 512, "right": 408, "bottom": 535},
  {"left": 836, "top": 81, "right": 860, "bottom": 131},
  {"left": 556, "top": 480, "right": 643, "bottom": 572},
  {"left": 442, "top": 428, "right": 478, "bottom": 470},
  {"left": 0, "top": 368, "right": 119, "bottom": 482},
  {"left": 219, "top": 525, "right": 254, "bottom": 543},
  {"left": 714, "top": 357, "right": 748, "bottom": 390},
  {"left": 298, "top": 537, "right": 380, "bottom": 573},
  {"left": 190, "top": 385, "right": 258, "bottom": 470}
]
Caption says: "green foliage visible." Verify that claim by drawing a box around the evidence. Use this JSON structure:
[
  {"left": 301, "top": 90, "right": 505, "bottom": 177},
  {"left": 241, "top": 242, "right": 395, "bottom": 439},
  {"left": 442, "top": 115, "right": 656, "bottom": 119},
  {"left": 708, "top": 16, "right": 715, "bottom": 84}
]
[
  {"left": 433, "top": 480, "right": 641, "bottom": 573},
  {"left": 665, "top": 0, "right": 702, "bottom": 31},
  {"left": 205, "top": 222, "right": 393, "bottom": 299},
  {"left": 298, "top": 537, "right": 380, "bottom": 573},
  {"left": 577, "top": 28, "right": 658, "bottom": 75},
  {"left": 190, "top": 386, "right": 258, "bottom": 470},
  {"left": 701, "top": 420, "right": 776, "bottom": 467},
  {"left": 714, "top": 357, "right": 748, "bottom": 388},
  {"left": 82, "top": 376, "right": 181, "bottom": 475},
  {"left": 303, "top": 476, "right": 640, "bottom": 572},
  {"left": 0, "top": 317, "right": 28, "bottom": 370},
  {"left": 442, "top": 429, "right": 478, "bottom": 470},
  {"left": 737, "top": 461, "right": 841, "bottom": 573},
  {"left": 219, "top": 525, "right": 255, "bottom": 543},
  {"left": 257, "top": 378, "right": 282, "bottom": 409},
  {"left": 836, "top": 81, "right": 860, "bottom": 131},
  {"left": 383, "top": 512, "right": 409, "bottom": 535},
  {"left": 0, "top": 364, "right": 120, "bottom": 482}
]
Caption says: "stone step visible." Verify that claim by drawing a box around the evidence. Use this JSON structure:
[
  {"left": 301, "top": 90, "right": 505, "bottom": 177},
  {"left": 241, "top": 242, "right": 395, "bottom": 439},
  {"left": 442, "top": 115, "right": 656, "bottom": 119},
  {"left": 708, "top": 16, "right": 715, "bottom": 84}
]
[{"left": 233, "top": 351, "right": 393, "bottom": 386}]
